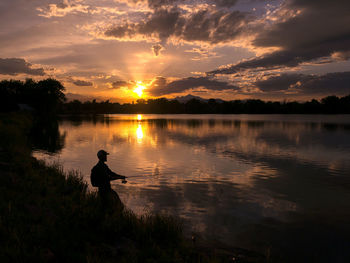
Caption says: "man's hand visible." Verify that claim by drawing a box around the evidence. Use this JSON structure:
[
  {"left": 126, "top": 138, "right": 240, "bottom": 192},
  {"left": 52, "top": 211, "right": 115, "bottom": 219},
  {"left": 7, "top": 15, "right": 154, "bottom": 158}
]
[{"left": 120, "top": 175, "right": 127, "bottom": 184}]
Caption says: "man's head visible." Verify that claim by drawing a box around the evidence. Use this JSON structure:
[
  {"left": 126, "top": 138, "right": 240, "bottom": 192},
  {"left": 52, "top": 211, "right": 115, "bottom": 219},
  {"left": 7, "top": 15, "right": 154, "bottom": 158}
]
[{"left": 97, "top": 149, "right": 109, "bottom": 162}]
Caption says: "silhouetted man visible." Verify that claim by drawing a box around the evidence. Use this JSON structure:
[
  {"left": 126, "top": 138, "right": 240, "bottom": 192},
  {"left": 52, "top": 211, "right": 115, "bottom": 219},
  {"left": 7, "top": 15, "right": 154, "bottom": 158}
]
[{"left": 91, "top": 150, "right": 127, "bottom": 209}]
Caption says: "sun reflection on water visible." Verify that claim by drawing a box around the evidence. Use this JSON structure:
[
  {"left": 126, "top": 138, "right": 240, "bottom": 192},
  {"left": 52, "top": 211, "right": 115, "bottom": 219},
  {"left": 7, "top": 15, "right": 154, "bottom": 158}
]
[{"left": 136, "top": 124, "right": 143, "bottom": 142}]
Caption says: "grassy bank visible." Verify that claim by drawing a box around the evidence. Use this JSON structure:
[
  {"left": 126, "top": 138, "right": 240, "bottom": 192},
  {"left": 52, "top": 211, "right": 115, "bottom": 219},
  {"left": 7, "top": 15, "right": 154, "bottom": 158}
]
[{"left": 0, "top": 113, "right": 265, "bottom": 263}]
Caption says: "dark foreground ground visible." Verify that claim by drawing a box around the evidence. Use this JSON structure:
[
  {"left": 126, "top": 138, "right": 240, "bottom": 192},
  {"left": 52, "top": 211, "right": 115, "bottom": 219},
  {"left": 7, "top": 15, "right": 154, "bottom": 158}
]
[{"left": 0, "top": 113, "right": 266, "bottom": 263}]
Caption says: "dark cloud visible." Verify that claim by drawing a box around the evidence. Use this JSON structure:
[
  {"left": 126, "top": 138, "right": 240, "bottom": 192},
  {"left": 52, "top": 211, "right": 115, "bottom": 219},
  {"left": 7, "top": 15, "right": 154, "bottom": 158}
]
[
  {"left": 147, "top": 0, "right": 182, "bottom": 9},
  {"left": 0, "top": 58, "right": 45, "bottom": 75},
  {"left": 214, "top": 0, "right": 239, "bottom": 7},
  {"left": 56, "top": 2, "right": 69, "bottom": 9},
  {"left": 105, "top": 23, "right": 136, "bottom": 38},
  {"left": 123, "top": 0, "right": 179, "bottom": 9},
  {"left": 112, "top": 80, "right": 134, "bottom": 89},
  {"left": 253, "top": 0, "right": 350, "bottom": 52},
  {"left": 131, "top": 0, "right": 238, "bottom": 9},
  {"left": 209, "top": 49, "right": 316, "bottom": 74},
  {"left": 105, "top": 8, "right": 183, "bottom": 41},
  {"left": 301, "top": 72, "right": 350, "bottom": 95},
  {"left": 138, "top": 7, "right": 183, "bottom": 41},
  {"left": 207, "top": 10, "right": 246, "bottom": 44},
  {"left": 181, "top": 9, "right": 246, "bottom": 43},
  {"left": 152, "top": 44, "right": 163, "bottom": 56},
  {"left": 255, "top": 73, "right": 306, "bottom": 92},
  {"left": 254, "top": 72, "right": 350, "bottom": 95},
  {"left": 73, "top": 79, "right": 93, "bottom": 86},
  {"left": 149, "top": 76, "right": 238, "bottom": 96},
  {"left": 210, "top": 0, "right": 350, "bottom": 74},
  {"left": 150, "top": 76, "right": 167, "bottom": 89},
  {"left": 105, "top": 7, "right": 248, "bottom": 44}
]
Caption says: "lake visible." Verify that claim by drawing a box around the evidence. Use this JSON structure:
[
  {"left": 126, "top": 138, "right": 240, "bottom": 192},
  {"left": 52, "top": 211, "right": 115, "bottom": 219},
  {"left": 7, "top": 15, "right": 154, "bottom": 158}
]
[{"left": 33, "top": 114, "right": 350, "bottom": 262}]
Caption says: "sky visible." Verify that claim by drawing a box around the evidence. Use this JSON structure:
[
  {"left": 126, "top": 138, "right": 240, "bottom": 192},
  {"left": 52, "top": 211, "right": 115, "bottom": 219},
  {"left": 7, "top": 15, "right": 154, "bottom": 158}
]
[{"left": 1, "top": 0, "right": 350, "bottom": 102}]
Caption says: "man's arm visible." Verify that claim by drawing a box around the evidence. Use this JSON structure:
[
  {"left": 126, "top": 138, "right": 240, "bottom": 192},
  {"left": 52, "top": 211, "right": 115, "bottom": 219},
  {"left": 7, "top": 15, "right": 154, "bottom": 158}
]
[
  {"left": 110, "top": 172, "right": 126, "bottom": 180},
  {"left": 105, "top": 164, "right": 126, "bottom": 180}
]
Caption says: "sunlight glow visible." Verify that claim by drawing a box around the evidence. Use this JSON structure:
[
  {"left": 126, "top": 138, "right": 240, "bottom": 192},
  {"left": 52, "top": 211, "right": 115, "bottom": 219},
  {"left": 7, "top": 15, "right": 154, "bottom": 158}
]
[
  {"left": 137, "top": 114, "right": 142, "bottom": 121},
  {"left": 133, "top": 81, "right": 146, "bottom": 98},
  {"left": 136, "top": 124, "right": 143, "bottom": 142}
]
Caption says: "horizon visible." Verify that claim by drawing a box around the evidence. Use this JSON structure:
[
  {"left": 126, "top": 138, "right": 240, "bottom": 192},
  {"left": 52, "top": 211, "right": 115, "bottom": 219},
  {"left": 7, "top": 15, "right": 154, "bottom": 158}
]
[
  {"left": 64, "top": 91, "right": 349, "bottom": 104},
  {"left": 1, "top": 0, "right": 350, "bottom": 103}
]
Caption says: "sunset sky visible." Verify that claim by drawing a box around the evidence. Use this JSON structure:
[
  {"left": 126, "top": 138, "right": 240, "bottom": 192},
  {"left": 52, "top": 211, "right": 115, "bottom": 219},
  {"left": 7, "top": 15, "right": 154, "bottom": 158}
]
[{"left": 1, "top": 0, "right": 350, "bottom": 102}]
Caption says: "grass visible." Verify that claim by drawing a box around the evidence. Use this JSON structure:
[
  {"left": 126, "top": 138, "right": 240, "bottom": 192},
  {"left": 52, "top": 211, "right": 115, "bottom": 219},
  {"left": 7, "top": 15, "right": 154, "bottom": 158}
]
[{"left": 0, "top": 113, "right": 265, "bottom": 263}]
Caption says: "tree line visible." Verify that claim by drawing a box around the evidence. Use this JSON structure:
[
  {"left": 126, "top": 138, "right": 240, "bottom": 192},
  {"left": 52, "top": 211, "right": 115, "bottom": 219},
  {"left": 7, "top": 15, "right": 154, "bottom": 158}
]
[
  {"left": 63, "top": 96, "right": 350, "bottom": 114},
  {"left": 1, "top": 78, "right": 350, "bottom": 114}
]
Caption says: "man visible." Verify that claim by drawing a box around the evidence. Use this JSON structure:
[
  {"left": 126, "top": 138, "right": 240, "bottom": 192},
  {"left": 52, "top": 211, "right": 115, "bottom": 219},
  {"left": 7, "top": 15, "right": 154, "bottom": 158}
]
[{"left": 91, "top": 150, "right": 127, "bottom": 209}]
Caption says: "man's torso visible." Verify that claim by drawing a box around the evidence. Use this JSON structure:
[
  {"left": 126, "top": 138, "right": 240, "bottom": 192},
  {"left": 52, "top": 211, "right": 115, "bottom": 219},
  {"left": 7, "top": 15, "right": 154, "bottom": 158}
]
[{"left": 91, "top": 161, "right": 111, "bottom": 191}]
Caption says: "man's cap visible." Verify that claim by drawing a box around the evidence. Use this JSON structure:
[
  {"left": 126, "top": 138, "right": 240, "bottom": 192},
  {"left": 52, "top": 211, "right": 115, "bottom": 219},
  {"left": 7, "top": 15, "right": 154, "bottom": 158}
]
[{"left": 97, "top": 150, "right": 109, "bottom": 158}]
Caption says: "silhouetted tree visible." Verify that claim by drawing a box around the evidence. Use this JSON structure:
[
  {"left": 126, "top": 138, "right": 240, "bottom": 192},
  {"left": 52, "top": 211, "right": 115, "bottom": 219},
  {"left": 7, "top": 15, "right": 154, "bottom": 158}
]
[
  {"left": 321, "top": 96, "right": 340, "bottom": 113},
  {"left": 185, "top": 99, "right": 205, "bottom": 113},
  {"left": 339, "top": 95, "right": 350, "bottom": 113},
  {"left": 0, "top": 78, "right": 66, "bottom": 115},
  {"left": 304, "top": 99, "right": 321, "bottom": 113},
  {"left": 0, "top": 80, "right": 21, "bottom": 111}
]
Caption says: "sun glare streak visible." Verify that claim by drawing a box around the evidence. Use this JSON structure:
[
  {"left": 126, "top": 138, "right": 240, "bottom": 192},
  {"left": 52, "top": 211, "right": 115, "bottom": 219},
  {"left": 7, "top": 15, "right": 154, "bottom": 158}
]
[{"left": 133, "top": 81, "right": 146, "bottom": 97}]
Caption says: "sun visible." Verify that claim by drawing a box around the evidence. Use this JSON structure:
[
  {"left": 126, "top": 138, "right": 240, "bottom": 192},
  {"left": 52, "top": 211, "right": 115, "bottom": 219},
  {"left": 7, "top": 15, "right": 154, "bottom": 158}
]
[{"left": 133, "top": 81, "right": 146, "bottom": 97}]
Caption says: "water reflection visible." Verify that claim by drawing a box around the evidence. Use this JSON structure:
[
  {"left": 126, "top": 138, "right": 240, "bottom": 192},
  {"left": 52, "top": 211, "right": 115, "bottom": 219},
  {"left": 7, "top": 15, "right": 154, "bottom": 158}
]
[
  {"left": 136, "top": 124, "right": 143, "bottom": 142},
  {"left": 33, "top": 114, "right": 350, "bottom": 262},
  {"left": 30, "top": 118, "right": 66, "bottom": 153}
]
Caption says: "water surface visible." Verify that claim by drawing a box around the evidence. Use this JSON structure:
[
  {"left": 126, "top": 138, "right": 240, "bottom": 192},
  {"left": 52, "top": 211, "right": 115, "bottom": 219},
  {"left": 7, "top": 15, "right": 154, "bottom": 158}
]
[{"left": 33, "top": 114, "right": 350, "bottom": 262}]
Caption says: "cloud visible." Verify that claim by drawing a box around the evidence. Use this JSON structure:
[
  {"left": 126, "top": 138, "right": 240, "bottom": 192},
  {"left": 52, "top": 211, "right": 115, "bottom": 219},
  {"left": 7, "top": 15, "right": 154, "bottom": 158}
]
[
  {"left": 300, "top": 72, "right": 350, "bottom": 95},
  {"left": 105, "top": 23, "right": 137, "bottom": 38},
  {"left": 0, "top": 58, "right": 45, "bottom": 76},
  {"left": 332, "top": 51, "right": 350, "bottom": 61},
  {"left": 152, "top": 44, "right": 163, "bottom": 56},
  {"left": 138, "top": 7, "right": 184, "bottom": 42},
  {"left": 112, "top": 80, "right": 135, "bottom": 89},
  {"left": 120, "top": 0, "right": 184, "bottom": 10},
  {"left": 72, "top": 79, "right": 93, "bottom": 86},
  {"left": 104, "top": 8, "right": 183, "bottom": 41},
  {"left": 147, "top": 0, "right": 182, "bottom": 9},
  {"left": 148, "top": 76, "right": 238, "bottom": 96},
  {"left": 254, "top": 73, "right": 305, "bottom": 92},
  {"left": 185, "top": 48, "right": 218, "bottom": 60},
  {"left": 37, "top": 0, "right": 90, "bottom": 18},
  {"left": 254, "top": 72, "right": 350, "bottom": 95},
  {"left": 123, "top": 0, "right": 239, "bottom": 9},
  {"left": 208, "top": 50, "right": 309, "bottom": 75},
  {"left": 215, "top": 0, "right": 239, "bottom": 7},
  {"left": 210, "top": 0, "right": 350, "bottom": 75},
  {"left": 104, "top": 6, "right": 248, "bottom": 44},
  {"left": 182, "top": 9, "right": 247, "bottom": 44}
]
